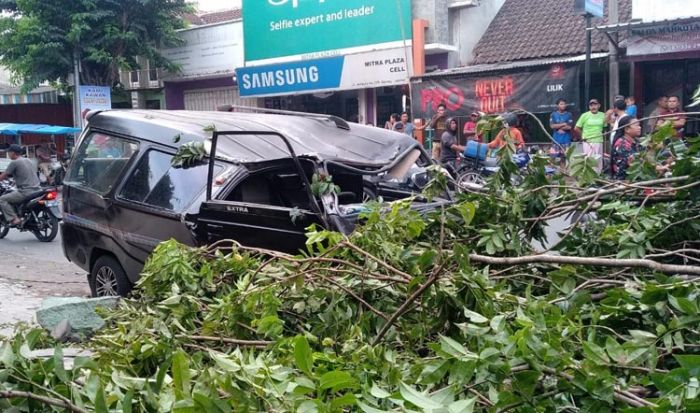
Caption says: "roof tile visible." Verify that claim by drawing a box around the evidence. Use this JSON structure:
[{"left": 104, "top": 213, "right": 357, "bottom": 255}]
[{"left": 473, "top": 0, "right": 631, "bottom": 64}]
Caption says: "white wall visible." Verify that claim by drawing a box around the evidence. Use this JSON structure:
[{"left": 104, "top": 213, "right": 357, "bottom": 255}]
[
  {"left": 450, "top": 0, "right": 506, "bottom": 66},
  {"left": 632, "top": 0, "right": 700, "bottom": 21},
  {"left": 197, "top": 0, "right": 240, "bottom": 12}
]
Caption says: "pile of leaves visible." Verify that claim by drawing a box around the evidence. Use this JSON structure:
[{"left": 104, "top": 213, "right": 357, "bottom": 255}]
[{"left": 1, "top": 115, "right": 700, "bottom": 412}]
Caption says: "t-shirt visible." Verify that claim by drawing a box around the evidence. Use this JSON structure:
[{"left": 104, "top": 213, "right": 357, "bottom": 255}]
[
  {"left": 463, "top": 121, "right": 480, "bottom": 142},
  {"left": 626, "top": 104, "right": 638, "bottom": 118},
  {"left": 429, "top": 114, "right": 447, "bottom": 142},
  {"left": 550, "top": 111, "right": 573, "bottom": 145},
  {"left": 659, "top": 108, "right": 686, "bottom": 138},
  {"left": 440, "top": 131, "right": 458, "bottom": 163},
  {"left": 487, "top": 128, "right": 525, "bottom": 150},
  {"left": 575, "top": 111, "right": 606, "bottom": 144},
  {"left": 612, "top": 113, "right": 630, "bottom": 145},
  {"left": 403, "top": 123, "right": 415, "bottom": 137},
  {"left": 5, "top": 157, "right": 40, "bottom": 189}
]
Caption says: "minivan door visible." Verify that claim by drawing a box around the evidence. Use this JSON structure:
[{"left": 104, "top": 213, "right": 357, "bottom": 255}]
[{"left": 197, "top": 131, "right": 326, "bottom": 253}]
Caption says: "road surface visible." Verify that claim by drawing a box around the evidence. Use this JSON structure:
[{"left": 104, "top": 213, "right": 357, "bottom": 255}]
[{"left": 0, "top": 229, "right": 89, "bottom": 337}]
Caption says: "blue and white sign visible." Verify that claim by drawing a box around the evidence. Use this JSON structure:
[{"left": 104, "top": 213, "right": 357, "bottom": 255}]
[
  {"left": 237, "top": 47, "right": 411, "bottom": 98},
  {"left": 575, "top": 0, "right": 604, "bottom": 17}
]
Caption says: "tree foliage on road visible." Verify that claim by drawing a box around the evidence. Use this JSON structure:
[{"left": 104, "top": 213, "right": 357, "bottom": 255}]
[
  {"left": 0, "top": 0, "right": 191, "bottom": 91},
  {"left": 0, "top": 109, "right": 699, "bottom": 411}
]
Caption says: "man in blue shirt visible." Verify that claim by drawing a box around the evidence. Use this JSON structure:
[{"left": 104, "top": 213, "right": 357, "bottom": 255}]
[{"left": 549, "top": 98, "right": 573, "bottom": 166}]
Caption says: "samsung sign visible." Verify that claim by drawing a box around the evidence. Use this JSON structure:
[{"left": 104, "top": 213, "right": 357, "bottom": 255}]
[
  {"left": 242, "top": 0, "right": 411, "bottom": 65},
  {"left": 237, "top": 48, "right": 411, "bottom": 97}
]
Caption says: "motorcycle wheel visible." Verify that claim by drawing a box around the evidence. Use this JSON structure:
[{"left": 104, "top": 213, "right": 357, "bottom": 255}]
[
  {"left": 32, "top": 209, "right": 59, "bottom": 242},
  {"left": 0, "top": 221, "right": 8, "bottom": 239},
  {"left": 457, "top": 172, "right": 486, "bottom": 192}
]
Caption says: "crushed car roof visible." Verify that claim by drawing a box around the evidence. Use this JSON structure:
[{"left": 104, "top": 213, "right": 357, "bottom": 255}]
[{"left": 86, "top": 110, "right": 421, "bottom": 164}]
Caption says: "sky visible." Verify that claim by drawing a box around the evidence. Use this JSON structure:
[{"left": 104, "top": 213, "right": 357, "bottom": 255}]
[{"left": 195, "top": 0, "right": 240, "bottom": 11}]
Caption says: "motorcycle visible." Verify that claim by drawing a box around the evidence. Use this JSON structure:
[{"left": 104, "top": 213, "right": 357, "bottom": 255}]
[
  {"left": 453, "top": 141, "right": 556, "bottom": 191},
  {"left": 0, "top": 179, "right": 61, "bottom": 242}
]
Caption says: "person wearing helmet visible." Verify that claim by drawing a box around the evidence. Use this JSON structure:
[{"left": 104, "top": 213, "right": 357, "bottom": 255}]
[
  {"left": 440, "top": 118, "right": 464, "bottom": 169},
  {"left": 487, "top": 112, "right": 525, "bottom": 152}
]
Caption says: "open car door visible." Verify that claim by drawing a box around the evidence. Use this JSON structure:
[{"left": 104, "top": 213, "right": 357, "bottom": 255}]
[{"left": 196, "top": 131, "right": 327, "bottom": 254}]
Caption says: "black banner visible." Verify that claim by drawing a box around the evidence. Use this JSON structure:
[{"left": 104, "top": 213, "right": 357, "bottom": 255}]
[{"left": 411, "top": 64, "right": 581, "bottom": 119}]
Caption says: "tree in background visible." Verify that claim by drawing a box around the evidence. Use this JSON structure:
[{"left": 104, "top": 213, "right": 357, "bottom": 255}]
[{"left": 0, "top": 0, "right": 192, "bottom": 91}]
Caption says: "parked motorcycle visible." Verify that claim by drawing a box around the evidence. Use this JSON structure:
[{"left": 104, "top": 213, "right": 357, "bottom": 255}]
[
  {"left": 453, "top": 141, "right": 555, "bottom": 191},
  {"left": 0, "top": 179, "right": 61, "bottom": 242}
]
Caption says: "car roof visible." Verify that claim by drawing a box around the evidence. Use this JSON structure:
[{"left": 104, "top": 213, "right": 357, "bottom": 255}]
[{"left": 86, "top": 110, "right": 420, "bottom": 164}]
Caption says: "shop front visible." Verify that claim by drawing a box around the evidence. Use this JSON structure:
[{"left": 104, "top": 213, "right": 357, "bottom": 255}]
[
  {"left": 625, "top": 19, "right": 700, "bottom": 135},
  {"left": 411, "top": 60, "right": 591, "bottom": 144}
]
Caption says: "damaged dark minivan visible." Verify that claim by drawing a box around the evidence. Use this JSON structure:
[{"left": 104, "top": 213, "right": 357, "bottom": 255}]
[{"left": 61, "top": 109, "right": 451, "bottom": 297}]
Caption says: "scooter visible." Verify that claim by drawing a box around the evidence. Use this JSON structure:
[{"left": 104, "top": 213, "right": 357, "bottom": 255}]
[{"left": 0, "top": 179, "right": 61, "bottom": 242}]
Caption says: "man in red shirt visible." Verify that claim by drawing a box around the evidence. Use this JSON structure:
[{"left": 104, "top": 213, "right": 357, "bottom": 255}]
[
  {"left": 462, "top": 112, "right": 481, "bottom": 142},
  {"left": 657, "top": 95, "right": 686, "bottom": 140},
  {"left": 487, "top": 127, "right": 525, "bottom": 151}
]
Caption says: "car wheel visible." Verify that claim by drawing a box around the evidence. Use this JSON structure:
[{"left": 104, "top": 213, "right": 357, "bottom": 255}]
[
  {"left": 0, "top": 221, "right": 8, "bottom": 239},
  {"left": 90, "top": 256, "right": 132, "bottom": 297},
  {"left": 32, "top": 209, "right": 59, "bottom": 242}
]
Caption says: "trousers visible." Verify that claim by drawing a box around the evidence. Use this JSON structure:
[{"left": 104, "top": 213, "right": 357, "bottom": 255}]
[{"left": 0, "top": 188, "right": 38, "bottom": 221}]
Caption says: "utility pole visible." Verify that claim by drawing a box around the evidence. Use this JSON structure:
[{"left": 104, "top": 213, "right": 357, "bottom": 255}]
[
  {"left": 585, "top": 14, "right": 592, "bottom": 105},
  {"left": 608, "top": 0, "right": 620, "bottom": 101},
  {"left": 73, "top": 48, "right": 82, "bottom": 130}
]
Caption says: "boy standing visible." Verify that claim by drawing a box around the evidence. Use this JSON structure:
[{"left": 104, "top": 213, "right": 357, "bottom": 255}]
[{"left": 549, "top": 98, "right": 573, "bottom": 166}]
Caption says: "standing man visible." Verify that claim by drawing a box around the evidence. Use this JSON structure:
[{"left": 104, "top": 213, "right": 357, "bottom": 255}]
[
  {"left": 0, "top": 144, "right": 41, "bottom": 226},
  {"left": 610, "top": 99, "right": 630, "bottom": 147},
  {"left": 657, "top": 95, "right": 687, "bottom": 142},
  {"left": 397, "top": 112, "right": 415, "bottom": 137},
  {"left": 574, "top": 99, "right": 606, "bottom": 173},
  {"left": 417, "top": 103, "right": 447, "bottom": 161},
  {"left": 647, "top": 95, "right": 668, "bottom": 134},
  {"left": 463, "top": 112, "right": 481, "bottom": 142},
  {"left": 440, "top": 118, "right": 464, "bottom": 171},
  {"left": 549, "top": 98, "right": 573, "bottom": 166}
]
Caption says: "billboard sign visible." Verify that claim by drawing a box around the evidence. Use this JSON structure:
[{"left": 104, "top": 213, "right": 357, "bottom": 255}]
[
  {"left": 237, "top": 48, "right": 411, "bottom": 97},
  {"left": 79, "top": 86, "right": 112, "bottom": 119},
  {"left": 161, "top": 22, "right": 244, "bottom": 79},
  {"left": 574, "top": 0, "right": 604, "bottom": 18},
  {"left": 242, "top": 0, "right": 412, "bottom": 65},
  {"left": 628, "top": 21, "right": 700, "bottom": 56},
  {"left": 411, "top": 65, "right": 581, "bottom": 119}
]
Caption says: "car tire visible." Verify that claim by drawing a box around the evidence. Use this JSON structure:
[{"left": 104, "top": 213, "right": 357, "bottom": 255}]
[{"left": 90, "top": 255, "right": 132, "bottom": 297}]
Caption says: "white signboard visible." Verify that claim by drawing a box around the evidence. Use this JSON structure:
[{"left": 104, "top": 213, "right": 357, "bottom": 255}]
[
  {"left": 632, "top": 0, "right": 700, "bottom": 22},
  {"left": 162, "top": 22, "right": 244, "bottom": 79},
  {"left": 628, "top": 20, "right": 700, "bottom": 56},
  {"left": 237, "top": 47, "right": 412, "bottom": 97}
]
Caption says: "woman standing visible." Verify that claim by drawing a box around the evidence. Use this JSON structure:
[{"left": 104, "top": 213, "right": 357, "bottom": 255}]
[{"left": 611, "top": 116, "right": 641, "bottom": 180}]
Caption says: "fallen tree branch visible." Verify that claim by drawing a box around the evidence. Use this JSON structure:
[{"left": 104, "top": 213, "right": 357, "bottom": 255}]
[
  {"left": 0, "top": 390, "right": 88, "bottom": 413},
  {"left": 177, "top": 335, "right": 273, "bottom": 348},
  {"left": 469, "top": 253, "right": 700, "bottom": 275}
]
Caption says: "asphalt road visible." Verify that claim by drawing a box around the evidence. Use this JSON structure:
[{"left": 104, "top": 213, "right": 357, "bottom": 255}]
[{"left": 0, "top": 229, "right": 90, "bottom": 337}]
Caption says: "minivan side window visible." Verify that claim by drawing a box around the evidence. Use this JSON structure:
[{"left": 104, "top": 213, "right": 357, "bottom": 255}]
[
  {"left": 119, "top": 150, "right": 218, "bottom": 213},
  {"left": 66, "top": 133, "right": 139, "bottom": 195}
]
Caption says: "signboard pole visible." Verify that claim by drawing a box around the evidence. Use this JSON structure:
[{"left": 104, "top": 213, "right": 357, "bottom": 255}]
[
  {"left": 585, "top": 14, "right": 592, "bottom": 105},
  {"left": 73, "top": 49, "right": 82, "bottom": 130}
]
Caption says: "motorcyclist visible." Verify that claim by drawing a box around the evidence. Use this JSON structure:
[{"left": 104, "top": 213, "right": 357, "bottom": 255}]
[{"left": 0, "top": 144, "right": 41, "bottom": 226}]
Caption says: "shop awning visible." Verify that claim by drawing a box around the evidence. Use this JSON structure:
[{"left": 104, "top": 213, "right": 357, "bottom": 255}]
[
  {"left": 0, "top": 123, "right": 80, "bottom": 135},
  {"left": 414, "top": 52, "right": 608, "bottom": 80}
]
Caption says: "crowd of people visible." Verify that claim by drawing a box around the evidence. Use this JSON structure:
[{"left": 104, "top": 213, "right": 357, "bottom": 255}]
[{"left": 382, "top": 93, "right": 688, "bottom": 181}]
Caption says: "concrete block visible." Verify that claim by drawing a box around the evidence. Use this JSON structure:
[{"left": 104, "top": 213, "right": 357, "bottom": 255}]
[{"left": 36, "top": 297, "right": 120, "bottom": 336}]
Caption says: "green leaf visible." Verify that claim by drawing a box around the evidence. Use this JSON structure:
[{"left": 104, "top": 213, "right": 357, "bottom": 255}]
[
  {"left": 172, "top": 350, "right": 191, "bottom": 400},
  {"left": 583, "top": 341, "right": 610, "bottom": 364},
  {"left": 399, "top": 382, "right": 444, "bottom": 409},
  {"left": 513, "top": 370, "right": 540, "bottom": 398},
  {"left": 53, "top": 346, "right": 69, "bottom": 383},
  {"left": 449, "top": 398, "right": 476, "bottom": 413},
  {"left": 439, "top": 335, "right": 478, "bottom": 360},
  {"left": 629, "top": 330, "right": 657, "bottom": 343},
  {"left": 0, "top": 342, "right": 15, "bottom": 367},
  {"left": 357, "top": 401, "right": 391, "bottom": 413},
  {"left": 370, "top": 383, "right": 391, "bottom": 399},
  {"left": 675, "top": 355, "right": 700, "bottom": 376},
  {"left": 463, "top": 308, "right": 488, "bottom": 324},
  {"left": 294, "top": 335, "right": 313, "bottom": 375},
  {"left": 94, "top": 384, "right": 108, "bottom": 413},
  {"left": 319, "top": 371, "right": 356, "bottom": 392},
  {"left": 668, "top": 295, "right": 698, "bottom": 315}
]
